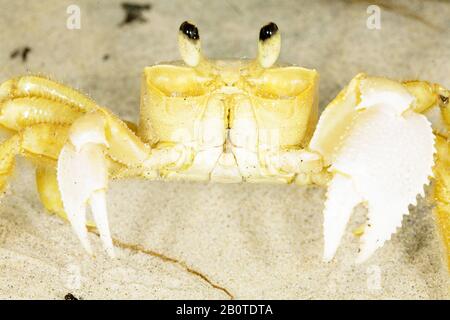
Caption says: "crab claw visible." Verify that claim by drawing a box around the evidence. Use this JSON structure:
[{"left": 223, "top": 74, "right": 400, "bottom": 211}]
[
  {"left": 310, "top": 75, "right": 435, "bottom": 262},
  {"left": 57, "top": 113, "right": 115, "bottom": 257}
]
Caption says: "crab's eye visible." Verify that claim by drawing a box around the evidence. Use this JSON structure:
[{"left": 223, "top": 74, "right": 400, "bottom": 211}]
[
  {"left": 257, "top": 22, "right": 281, "bottom": 69},
  {"left": 180, "top": 21, "right": 200, "bottom": 41},
  {"left": 259, "top": 22, "right": 278, "bottom": 42},
  {"left": 178, "top": 21, "right": 202, "bottom": 67}
]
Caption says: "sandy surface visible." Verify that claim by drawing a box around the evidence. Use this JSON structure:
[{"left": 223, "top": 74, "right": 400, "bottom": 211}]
[{"left": 0, "top": 0, "right": 449, "bottom": 299}]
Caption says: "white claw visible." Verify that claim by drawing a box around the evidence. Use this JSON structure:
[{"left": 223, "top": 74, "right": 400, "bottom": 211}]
[
  {"left": 312, "top": 76, "right": 435, "bottom": 262},
  {"left": 323, "top": 174, "right": 362, "bottom": 262},
  {"left": 57, "top": 113, "right": 114, "bottom": 257},
  {"left": 89, "top": 190, "right": 115, "bottom": 258},
  {"left": 333, "top": 105, "right": 434, "bottom": 262}
]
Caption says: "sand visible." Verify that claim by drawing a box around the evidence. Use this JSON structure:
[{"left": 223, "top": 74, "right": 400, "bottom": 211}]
[{"left": 0, "top": 0, "right": 449, "bottom": 299}]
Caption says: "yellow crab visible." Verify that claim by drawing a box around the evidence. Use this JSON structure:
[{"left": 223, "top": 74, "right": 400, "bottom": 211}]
[{"left": 0, "top": 22, "right": 448, "bottom": 267}]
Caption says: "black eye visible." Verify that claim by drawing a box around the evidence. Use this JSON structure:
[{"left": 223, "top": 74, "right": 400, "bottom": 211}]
[
  {"left": 259, "top": 22, "right": 278, "bottom": 42},
  {"left": 180, "top": 21, "right": 200, "bottom": 41}
]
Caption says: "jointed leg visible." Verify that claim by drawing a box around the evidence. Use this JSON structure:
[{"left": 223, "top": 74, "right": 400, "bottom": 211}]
[
  {"left": 0, "top": 75, "right": 96, "bottom": 223},
  {"left": 406, "top": 81, "right": 450, "bottom": 270},
  {"left": 0, "top": 135, "right": 21, "bottom": 192},
  {"left": 0, "top": 123, "right": 69, "bottom": 200},
  {"left": 36, "top": 165, "right": 67, "bottom": 220},
  {"left": 262, "top": 148, "right": 329, "bottom": 185},
  {"left": 434, "top": 136, "right": 450, "bottom": 270},
  {"left": 0, "top": 75, "right": 98, "bottom": 114},
  {"left": 0, "top": 75, "right": 187, "bottom": 256}
]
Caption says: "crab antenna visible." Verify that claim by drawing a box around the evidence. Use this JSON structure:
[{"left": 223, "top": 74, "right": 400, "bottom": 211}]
[
  {"left": 178, "top": 21, "right": 202, "bottom": 67},
  {"left": 257, "top": 22, "right": 281, "bottom": 68}
]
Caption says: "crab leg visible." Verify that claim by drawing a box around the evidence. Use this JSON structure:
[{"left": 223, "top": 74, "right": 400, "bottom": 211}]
[
  {"left": 0, "top": 75, "right": 98, "bottom": 113},
  {"left": 434, "top": 136, "right": 450, "bottom": 269},
  {"left": 0, "top": 76, "right": 95, "bottom": 221},
  {"left": 0, "top": 124, "right": 68, "bottom": 198},
  {"left": 408, "top": 82, "right": 450, "bottom": 269},
  {"left": 266, "top": 150, "right": 323, "bottom": 175},
  {"left": 0, "top": 135, "right": 22, "bottom": 191},
  {"left": 36, "top": 165, "right": 67, "bottom": 220},
  {"left": 261, "top": 149, "right": 328, "bottom": 185},
  {"left": 0, "top": 76, "right": 90, "bottom": 219},
  {"left": 0, "top": 75, "right": 185, "bottom": 256},
  {"left": 310, "top": 74, "right": 436, "bottom": 262}
]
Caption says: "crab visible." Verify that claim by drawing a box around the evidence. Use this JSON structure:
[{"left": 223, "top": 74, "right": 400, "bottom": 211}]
[{"left": 0, "top": 21, "right": 448, "bottom": 267}]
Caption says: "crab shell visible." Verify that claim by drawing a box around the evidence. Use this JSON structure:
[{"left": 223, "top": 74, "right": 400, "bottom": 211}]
[{"left": 139, "top": 61, "right": 319, "bottom": 183}]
